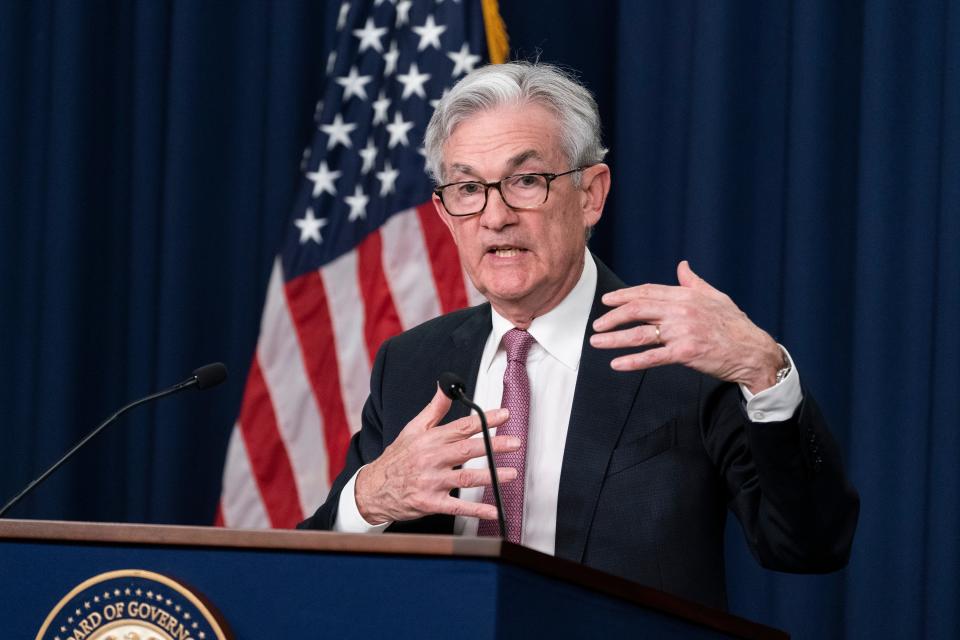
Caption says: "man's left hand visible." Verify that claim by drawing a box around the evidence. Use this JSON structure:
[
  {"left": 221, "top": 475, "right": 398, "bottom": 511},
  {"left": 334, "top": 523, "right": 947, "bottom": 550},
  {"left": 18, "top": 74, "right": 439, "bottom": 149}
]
[{"left": 590, "top": 261, "right": 784, "bottom": 394}]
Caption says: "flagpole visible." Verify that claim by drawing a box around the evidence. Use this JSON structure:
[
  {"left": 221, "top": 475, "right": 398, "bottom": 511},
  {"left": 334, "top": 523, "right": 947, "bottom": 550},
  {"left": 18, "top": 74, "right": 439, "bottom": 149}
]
[{"left": 481, "top": 0, "right": 509, "bottom": 64}]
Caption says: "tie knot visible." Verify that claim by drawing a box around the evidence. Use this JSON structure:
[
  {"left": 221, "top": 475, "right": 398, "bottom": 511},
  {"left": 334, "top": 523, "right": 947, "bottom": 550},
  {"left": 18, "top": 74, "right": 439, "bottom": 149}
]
[{"left": 503, "top": 328, "right": 535, "bottom": 363}]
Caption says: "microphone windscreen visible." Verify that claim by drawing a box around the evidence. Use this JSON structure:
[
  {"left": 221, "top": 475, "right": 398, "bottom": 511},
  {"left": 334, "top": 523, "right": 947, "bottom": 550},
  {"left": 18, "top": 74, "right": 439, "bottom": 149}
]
[
  {"left": 193, "top": 362, "right": 228, "bottom": 390},
  {"left": 438, "top": 371, "right": 466, "bottom": 399}
]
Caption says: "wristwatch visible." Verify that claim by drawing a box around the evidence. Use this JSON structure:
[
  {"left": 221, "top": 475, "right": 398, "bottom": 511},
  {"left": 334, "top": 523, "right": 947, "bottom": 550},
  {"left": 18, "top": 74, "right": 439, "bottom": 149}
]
[{"left": 774, "top": 347, "right": 792, "bottom": 385}]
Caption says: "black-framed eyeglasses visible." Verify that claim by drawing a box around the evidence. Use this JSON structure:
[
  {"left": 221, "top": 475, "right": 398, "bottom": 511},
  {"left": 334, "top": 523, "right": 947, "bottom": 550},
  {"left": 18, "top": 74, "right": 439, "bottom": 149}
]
[{"left": 433, "top": 166, "right": 592, "bottom": 217}]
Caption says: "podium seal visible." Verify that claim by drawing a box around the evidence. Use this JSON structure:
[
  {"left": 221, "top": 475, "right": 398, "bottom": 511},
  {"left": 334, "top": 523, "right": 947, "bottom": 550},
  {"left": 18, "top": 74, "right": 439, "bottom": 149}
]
[{"left": 35, "top": 569, "right": 230, "bottom": 640}]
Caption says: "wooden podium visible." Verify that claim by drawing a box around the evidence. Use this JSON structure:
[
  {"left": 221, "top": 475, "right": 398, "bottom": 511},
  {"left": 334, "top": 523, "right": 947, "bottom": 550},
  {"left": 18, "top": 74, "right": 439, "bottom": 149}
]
[{"left": 0, "top": 520, "right": 786, "bottom": 638}]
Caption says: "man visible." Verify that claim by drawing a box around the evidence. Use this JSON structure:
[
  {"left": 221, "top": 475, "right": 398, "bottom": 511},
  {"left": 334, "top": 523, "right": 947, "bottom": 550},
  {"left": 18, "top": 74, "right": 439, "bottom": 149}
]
[{"left": 299, "top": 62, "right": 859, "bottom": 609}]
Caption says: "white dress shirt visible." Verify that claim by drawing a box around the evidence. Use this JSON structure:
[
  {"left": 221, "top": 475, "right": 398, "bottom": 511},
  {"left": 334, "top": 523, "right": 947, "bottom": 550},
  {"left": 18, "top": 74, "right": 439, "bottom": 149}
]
[{"left": 334, "top": 251, "right": 803, "bottom": 555}]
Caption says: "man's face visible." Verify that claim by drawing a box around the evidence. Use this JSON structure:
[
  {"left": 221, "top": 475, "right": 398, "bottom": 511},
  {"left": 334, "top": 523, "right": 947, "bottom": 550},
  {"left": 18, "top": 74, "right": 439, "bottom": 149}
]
[{"left": 432, "top": 104, "right": 608, "bottom": 324}]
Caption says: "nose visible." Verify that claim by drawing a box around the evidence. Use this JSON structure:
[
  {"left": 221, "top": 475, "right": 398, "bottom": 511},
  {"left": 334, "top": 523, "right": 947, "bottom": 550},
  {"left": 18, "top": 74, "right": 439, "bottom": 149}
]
[{"left": 480, "top": 185, "right": 518, "bottom": 231}]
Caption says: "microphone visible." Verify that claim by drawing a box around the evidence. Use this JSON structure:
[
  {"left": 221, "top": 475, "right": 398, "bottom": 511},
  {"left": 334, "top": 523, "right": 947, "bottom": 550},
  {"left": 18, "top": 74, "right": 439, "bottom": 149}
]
[
  {"left": 193, "top": 362, "right": 228, "bottom": 390},
  {"left": 438, "top": 372, "right": 508, "bottom": 541},
  {"left": 0, "top": 362, "right": 228, "bottom": 518},
  {"left": 438, "top": 371, "right": 467, "bottom": 401}
]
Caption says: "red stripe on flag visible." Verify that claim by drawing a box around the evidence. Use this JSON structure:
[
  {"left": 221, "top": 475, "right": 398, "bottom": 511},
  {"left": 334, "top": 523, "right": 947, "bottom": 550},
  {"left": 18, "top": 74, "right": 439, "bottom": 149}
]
[
  {"left": 416, "top": 202, "right": 469, "bottom": 313},
  {"left": 284, "top": 271, "right": 352, "bottom": 484},
  {"left": 239, "top": 356, "right": 304, "bottom": 528},
  {"left": 214, "top": 502, "right": 224, "bottom": 527},
  {"left": 357, "top": 230, "right": 404, "bottom": 361}
]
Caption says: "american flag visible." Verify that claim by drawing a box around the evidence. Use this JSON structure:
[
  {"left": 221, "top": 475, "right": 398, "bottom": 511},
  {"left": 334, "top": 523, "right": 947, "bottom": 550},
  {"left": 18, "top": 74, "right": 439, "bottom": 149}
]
[{"left": 216, "top": 0, "right": 507, "bottom": 528}]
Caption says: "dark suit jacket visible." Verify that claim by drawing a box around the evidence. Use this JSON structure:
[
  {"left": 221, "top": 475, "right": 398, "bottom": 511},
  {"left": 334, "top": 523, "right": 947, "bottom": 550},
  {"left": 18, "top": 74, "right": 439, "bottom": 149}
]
[{"left": 300, "top": 257, "right": 859, "bottom": 609}]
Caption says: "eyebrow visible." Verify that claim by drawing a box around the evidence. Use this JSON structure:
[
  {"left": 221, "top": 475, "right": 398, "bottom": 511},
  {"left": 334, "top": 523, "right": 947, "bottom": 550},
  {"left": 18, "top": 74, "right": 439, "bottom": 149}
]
[
  {"left": 506, "top": 150, "right": 544, "bottom": 170},
  {"left": 446, "top": 150, "right": 547, "bottom": 181},
  {"left": 448, "top": 162, "right": 479, "bottom": 178}
]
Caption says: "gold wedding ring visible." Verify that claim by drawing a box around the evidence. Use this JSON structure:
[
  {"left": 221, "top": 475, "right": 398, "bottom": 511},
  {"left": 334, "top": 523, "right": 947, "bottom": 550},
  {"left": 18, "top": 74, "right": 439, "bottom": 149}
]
[{"left": 654, "top": 324, "right": 662, "bottom": 344}]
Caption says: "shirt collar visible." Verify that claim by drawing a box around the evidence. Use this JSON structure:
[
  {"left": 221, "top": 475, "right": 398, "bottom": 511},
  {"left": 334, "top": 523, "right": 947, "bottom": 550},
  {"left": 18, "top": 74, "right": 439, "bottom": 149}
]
[{"left": 483, "top": 249, "right": 598, "bottom": 372}]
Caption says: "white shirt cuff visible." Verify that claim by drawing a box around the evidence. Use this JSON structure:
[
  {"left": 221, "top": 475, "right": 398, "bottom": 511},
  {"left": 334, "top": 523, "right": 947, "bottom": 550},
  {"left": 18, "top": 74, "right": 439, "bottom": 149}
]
[
  {"left": 332, "top": 465, "right": 392, "bottom": 533},
  {"left": 738, "top": 345, "right": 803, "bottom": 423}
]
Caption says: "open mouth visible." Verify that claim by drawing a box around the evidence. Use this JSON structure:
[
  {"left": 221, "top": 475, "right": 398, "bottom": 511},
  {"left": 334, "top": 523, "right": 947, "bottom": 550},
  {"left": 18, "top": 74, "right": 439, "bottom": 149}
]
[{"left": 487, "top": 246, "right": 528, "bottom": 258}]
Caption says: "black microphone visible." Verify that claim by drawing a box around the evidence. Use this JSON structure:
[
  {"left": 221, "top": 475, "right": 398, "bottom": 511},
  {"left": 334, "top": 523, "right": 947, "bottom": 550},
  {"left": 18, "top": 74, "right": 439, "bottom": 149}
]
[
  {"left": 193, "top": 362, "right": 228, "bottom": 390},
  {"left": 438, "top": 372, "right": 508, "bottom": 542},
  {"left": 0, "top": 362, "right": 228, "bottom": 518}
]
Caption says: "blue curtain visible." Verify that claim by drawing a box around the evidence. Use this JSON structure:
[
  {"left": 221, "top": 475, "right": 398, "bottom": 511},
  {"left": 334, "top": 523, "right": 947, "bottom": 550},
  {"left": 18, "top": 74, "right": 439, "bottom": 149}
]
[
  {"left": 1, "top": 1, "right": 957, "bottom": 638},
  {"left": 0, "top": 0, "right": 332, "bottom": 523}
]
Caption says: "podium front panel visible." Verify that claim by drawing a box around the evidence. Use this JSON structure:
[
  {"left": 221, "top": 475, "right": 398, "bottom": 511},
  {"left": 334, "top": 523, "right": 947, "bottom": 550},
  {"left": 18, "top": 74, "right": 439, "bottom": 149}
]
[{"left": 0, "top": 522, "right": 783, "bottom": 639}]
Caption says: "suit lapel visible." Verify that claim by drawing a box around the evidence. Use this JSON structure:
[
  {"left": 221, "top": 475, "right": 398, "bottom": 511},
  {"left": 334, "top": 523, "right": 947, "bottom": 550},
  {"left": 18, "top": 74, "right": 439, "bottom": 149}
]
[
  {"left": 555, "top": 257, "right": 648, "bottom": 563},
  {"left": 445, "top": 304, "right": 492, "bottom": 420}
]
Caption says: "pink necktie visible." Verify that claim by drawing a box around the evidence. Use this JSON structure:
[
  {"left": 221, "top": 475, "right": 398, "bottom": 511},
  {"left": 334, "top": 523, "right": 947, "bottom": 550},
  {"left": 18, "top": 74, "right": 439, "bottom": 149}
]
[{"left": 478, "top": 328, "right": 535, "bottom": 543}]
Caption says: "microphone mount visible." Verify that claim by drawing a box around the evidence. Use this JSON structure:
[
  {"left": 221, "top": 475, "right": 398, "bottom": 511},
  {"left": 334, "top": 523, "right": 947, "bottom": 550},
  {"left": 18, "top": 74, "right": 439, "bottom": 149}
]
[
  {"left": 438, "top": 371, "right": 508, "bottom": 541},
  {"left": 0, "top": 363, "right": 228, "bottom": 518}
]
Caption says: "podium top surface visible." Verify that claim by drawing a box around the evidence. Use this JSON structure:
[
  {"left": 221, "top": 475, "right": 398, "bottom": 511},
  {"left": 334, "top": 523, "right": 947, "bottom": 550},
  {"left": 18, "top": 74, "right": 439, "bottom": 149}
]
[
  {"left": 0, "top": 519, "right": 787, "bottom": 640},
  {"left": 0, "top": 517, "right": 499, "bottom": 555}
]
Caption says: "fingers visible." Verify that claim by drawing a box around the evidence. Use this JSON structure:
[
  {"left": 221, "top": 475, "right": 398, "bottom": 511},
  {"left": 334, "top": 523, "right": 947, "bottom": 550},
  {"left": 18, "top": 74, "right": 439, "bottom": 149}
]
[
  {"left": 599, "top": 263, "right": 723, "bottom": 311},
  {"left": 435, "top": 407, "right": 509, "bottom": 442},
  {"left": 443, "top": 466, "right": 518, "bottom": 490},
  {"left": 590, "top": 323, "right": 661, "bottom": 349},
  {"left": 676, "top": 260, "right": 698, "bottom": 288},
  {"left": 610, "top": 344, "right": 676, "bottom": 371},
  {"left": 438, "top": 434, "right": 521, "bottom": 467},
  {"left": 601, "top": 283, "right": 693, "bottom": 307},
  {"left": 436, "top": 496, "right": 501, "bottom": 520},
  {"left": 406, "top": 386, "right": 454, "bottom": 433},
  {"left": 677, "top": 260, "right": 721, "bottom": 295},
  {"left": 592, "top": 299, "right": 672, "bottom": 332}
]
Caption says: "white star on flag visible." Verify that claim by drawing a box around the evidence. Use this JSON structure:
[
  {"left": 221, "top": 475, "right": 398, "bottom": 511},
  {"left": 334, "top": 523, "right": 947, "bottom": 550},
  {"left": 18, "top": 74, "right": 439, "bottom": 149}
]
[
  {"left": 372, "top": 90, "right": 391, "bottom": 124},
  {"left": 306, "top": 161, "right": 341, "bottom": 197},
  {"left": 345, "top": 185, "right": 370, "bottom": 221},
  {"left": 307, "top": 160, "right": 343, "bottom": 198},
  {"left": 397, "top": 62, "right": 431, "bottom": 99},
  {"left": 412, "top": 15, "right": 447, "bottom": 51},
  {"left": 386, "top": 111, "right": 414, "bottom": 148},
  {"left": 376, "top": 161, "right": 400, "bottom": 195},
  {"left": 336, "top": 66, "right": 373, "bottom": 101},
  {"left": 326, "top": 51, "right": 337, "bottom": 74},
  {"left": 395, "top": 1, "right": 413, "bottom": 27},
  {"left": 359, "top": 138, "right": 379, "bottom": 174},
  {"left": 383, "top": 41, "right": 400, "bottom": 76},
  {"left": 321, "top": 113, "right": 357, "bottom": 149},
  {"left": 336, "top": 3, "right": 350, "bottom": 31},
  {"left": 352, "top": 17, "right": 388, "bottom": 53},
  {"left": 447, "top": 43, "right": 481, "bottom": 77},
  {"left": 294, "top": 208, "right": 327, "bottom": 244}
]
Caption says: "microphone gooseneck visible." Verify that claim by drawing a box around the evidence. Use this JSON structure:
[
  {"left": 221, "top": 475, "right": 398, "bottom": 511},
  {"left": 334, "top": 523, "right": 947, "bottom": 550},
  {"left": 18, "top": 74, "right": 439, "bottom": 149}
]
[
  {"left": 439, "top": 371, "right": 508, "bottom": 542},
  {"left": 0, "top": 362, "right": 229, "bottom": 518}
]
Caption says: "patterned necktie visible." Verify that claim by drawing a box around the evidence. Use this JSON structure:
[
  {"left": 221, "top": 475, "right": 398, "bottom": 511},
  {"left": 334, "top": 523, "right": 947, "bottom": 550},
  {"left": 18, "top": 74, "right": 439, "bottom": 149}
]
[{"left": 478, "top": 328, "right": 535, "bottom": 544}]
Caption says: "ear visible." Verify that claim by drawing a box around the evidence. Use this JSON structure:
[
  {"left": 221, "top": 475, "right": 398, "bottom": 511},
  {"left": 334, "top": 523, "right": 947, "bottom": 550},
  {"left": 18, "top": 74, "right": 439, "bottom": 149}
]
[
  {"left": 432, "top": 192, "right": 457, "bottom": 242},
  {"left": 579, "top": 163, "right": 611, "bottom": 228}
]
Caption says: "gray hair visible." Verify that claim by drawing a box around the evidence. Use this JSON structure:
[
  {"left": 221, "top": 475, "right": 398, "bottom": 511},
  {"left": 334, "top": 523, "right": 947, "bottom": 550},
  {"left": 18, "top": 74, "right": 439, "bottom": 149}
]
[{"left": 423, "top": 61, "right": 608, "bottom": 185}]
